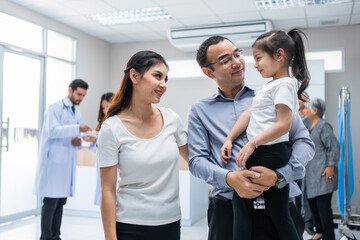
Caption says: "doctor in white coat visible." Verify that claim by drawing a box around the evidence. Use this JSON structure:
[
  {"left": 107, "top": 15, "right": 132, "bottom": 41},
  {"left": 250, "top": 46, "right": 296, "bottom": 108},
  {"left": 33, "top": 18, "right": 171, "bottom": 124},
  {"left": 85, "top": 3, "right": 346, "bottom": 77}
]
[{"left": 33, "top": 79, "right": 91, "bottom": 240}]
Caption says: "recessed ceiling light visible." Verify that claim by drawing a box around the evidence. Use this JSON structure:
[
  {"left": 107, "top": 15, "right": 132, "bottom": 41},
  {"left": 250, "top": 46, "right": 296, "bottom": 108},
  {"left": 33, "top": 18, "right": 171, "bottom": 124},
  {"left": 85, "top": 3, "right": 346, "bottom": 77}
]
[
  {"left": 89, "top": 7, "right": 171, "bottom": 25},
  {"left": 254, "top": 0, "right": 352, "bottom": 10}
]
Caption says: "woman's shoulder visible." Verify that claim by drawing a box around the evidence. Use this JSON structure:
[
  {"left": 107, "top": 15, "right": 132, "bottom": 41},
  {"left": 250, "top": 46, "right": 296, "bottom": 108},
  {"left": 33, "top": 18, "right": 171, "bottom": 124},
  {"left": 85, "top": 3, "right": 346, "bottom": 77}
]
[
  {"left": 318, "top": 119, "right": 334, "bottom": 130},
  {"left": 102, "top": 115, "right": 122, "bottom": 129},
  {"left": 158, "top": 107, "right": 184, "bottom": 128},
  {"left": 158, "top": 107, "right": 180, "bottom": 119}
]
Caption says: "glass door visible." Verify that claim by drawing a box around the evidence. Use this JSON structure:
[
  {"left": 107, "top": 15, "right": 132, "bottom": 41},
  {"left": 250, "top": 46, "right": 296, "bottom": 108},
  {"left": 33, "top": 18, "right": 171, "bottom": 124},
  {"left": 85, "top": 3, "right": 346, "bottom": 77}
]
[{"left": 0, "top": 47, "right": 42, "bottom": 223}]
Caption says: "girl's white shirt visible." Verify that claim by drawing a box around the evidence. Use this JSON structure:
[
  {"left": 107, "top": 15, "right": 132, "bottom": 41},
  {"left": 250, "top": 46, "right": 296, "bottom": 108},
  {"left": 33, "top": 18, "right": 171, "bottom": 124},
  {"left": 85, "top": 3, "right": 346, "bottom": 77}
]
[{"left": 247, "top": 77, "right": 299, "bottom": 145}]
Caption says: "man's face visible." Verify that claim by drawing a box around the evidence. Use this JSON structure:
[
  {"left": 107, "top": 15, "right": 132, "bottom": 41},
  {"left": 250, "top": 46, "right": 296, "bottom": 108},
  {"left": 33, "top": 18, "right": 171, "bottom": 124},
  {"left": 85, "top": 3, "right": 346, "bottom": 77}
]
[
  {"left": 69, "top": 87, "right": 87, "bottom": 105},
  {"left": 204, "top": 40, "right": 245, "bottom": 89}
]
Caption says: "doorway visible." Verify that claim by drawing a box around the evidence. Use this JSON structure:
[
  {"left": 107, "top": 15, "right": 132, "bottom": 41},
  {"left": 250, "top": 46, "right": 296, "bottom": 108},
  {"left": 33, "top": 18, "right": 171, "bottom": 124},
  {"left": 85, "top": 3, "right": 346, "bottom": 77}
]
[{"left": 0, "top": 47, "right": 42, "bottom": 223}]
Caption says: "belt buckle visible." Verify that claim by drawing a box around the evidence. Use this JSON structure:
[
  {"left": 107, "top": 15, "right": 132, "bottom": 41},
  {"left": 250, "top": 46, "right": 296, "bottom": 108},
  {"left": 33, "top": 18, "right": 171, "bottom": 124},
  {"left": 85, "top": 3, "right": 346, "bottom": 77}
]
[{"left": 253, "top": 196, "right": 266, "bottom": 209}]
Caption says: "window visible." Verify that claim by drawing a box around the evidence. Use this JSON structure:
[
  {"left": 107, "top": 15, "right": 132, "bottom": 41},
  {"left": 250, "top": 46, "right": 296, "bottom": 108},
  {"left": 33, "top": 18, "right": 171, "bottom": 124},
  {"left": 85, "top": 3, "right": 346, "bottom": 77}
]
[
  {"left": 0, "top": 12, "right": 43, "bottom": 52},
  {"left": 243, "top": 50, "right": 343, "bottom": 72},
  {"left": 305, "top": 50, "right": 343, "bottom": 72},
  {"left": 167, "top": 59, "right": 203, "bottom": 79},
  {"left": 47, "top": 30, "right": 76, "bottom": 62},
  {"left": 46, "top": 58, "right": 74, "bottom": 107},
  {"left": 0, "top": 11, "right": 77, "bottom": 109}
]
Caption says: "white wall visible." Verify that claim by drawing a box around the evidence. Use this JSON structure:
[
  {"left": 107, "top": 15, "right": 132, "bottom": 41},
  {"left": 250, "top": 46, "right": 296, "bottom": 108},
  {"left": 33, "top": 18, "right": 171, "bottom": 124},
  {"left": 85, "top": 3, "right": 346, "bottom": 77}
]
[{"left": 0, "top": 0, "right": 112, "bottom": 129}]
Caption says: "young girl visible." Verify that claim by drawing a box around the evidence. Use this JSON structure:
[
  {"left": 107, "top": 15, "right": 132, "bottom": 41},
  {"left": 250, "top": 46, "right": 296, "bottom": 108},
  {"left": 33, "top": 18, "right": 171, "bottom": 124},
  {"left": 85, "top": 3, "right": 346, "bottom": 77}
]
[{"left": 220, "top": 29, "right": 310, "bottom": 240}]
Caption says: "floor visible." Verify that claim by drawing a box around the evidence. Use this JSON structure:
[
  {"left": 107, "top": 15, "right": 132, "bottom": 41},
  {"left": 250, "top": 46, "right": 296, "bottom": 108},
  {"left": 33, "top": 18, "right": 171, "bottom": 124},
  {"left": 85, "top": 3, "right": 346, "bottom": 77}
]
[
  {"left": 0, "top": 215, "right": 208, "bottom": 240},
  {"left": 0, "top": 214, "right": 359, "bottom": 240}
]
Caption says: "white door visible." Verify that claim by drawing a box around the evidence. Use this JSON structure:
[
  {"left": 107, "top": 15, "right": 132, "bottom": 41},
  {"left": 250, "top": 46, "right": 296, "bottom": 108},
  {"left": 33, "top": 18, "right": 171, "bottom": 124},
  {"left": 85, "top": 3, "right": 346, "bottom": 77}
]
[{"left": 0, "top": 48, "right": 42, "bottom": 223}]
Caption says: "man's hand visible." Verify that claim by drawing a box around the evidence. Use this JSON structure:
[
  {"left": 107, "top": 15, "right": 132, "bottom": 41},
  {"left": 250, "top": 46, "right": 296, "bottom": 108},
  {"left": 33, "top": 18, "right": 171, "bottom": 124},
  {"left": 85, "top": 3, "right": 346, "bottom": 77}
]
[
  {"left": 226, "top": 170, "right": 269, "bottom": 199},
  {"left": 80, "top": 125, "right": 91, "bottom": 132},
  {"left": 249, "top": 166, "right": 277, "bottom": 187},
  {"left": 71, "top": 137, "right": 81, "bottom": 147}
]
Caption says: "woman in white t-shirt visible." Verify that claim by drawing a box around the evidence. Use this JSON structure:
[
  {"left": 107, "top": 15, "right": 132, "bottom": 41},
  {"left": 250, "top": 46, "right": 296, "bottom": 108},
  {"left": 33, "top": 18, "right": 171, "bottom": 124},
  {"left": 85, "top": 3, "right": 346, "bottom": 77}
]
[
  {"left": 220, "top": 29, "right": 310, "bottom": 240},
  {"left": 97, "top": 51, "right": 188, "bottom": 240}
]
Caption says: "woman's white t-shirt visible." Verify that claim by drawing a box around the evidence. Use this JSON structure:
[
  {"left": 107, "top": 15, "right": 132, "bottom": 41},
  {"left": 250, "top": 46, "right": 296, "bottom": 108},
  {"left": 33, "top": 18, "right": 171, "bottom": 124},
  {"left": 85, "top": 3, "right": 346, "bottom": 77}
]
[
  {"left": 247, "top": 77, "right": 299, "bottom": 145},
  {"left": 97, "top": 107, "right": 187, "bottom": 225}
]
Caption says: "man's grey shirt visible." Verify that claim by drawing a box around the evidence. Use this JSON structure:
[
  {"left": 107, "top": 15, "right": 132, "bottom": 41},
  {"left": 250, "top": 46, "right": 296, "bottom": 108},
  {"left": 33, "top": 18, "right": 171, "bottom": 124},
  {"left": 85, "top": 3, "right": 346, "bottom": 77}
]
[{"left": 188, "top": 84, "right": 315, "bottom": 200}]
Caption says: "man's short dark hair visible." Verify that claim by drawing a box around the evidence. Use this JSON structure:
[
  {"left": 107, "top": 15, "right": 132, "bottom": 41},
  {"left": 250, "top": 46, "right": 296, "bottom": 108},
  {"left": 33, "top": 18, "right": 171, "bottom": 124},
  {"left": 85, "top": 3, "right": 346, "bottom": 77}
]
[
  {"left": 196, "top": 36, "right": 232, "bottom": 69},
  {"left": 69, "top": 79, "right": 88, "bottom": 91}
]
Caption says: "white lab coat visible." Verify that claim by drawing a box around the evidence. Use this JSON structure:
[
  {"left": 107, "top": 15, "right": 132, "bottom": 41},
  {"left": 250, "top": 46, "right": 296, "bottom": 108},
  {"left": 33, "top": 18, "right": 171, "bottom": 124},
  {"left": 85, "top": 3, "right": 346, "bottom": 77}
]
[
  {"left": 88, "top": 141, "right": 101, "bottom": 205},
  {"left": 33, "top": 97, "right": 81, "bottom": 198}
]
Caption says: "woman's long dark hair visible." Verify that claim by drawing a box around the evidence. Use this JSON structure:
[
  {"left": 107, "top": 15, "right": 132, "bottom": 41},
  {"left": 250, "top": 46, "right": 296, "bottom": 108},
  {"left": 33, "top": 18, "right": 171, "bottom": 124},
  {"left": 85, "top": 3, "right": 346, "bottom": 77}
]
[
  {"left": 252, "top": 28, "right": 310, "bottom": 101},
  {"left": 96, "top": 92, "right": 114, "bottom": 131},
  {"left": 106, "top": 50, "right": 168, "bottom": 119}
]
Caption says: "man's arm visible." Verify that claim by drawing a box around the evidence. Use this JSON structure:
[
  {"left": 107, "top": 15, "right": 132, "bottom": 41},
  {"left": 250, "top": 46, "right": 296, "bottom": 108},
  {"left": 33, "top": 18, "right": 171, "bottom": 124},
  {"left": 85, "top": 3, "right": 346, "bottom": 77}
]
[
  {"left": 251, "top": 113, "right": 315, "bottom": 186},
  {"left": 188, "top": 105, "right": 230, "bottom": 190},
  {"left": 279, "top": 113, "right": 315, "bottom": 182},
  {"left": 45, "top": 105, "right": 89, "bottom": 139}
]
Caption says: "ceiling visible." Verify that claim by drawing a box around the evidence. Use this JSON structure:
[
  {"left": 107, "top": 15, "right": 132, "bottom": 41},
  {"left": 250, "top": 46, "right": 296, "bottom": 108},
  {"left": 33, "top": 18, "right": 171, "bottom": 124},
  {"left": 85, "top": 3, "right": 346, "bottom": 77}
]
[{"left": 8, "top": 0, "right": 360, "bottom": 44}]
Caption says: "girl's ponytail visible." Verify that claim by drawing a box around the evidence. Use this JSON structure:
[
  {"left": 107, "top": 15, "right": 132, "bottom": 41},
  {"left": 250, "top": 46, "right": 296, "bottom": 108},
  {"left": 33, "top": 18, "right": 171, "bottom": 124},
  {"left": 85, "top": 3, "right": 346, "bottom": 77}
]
[{"left": 288, "top": 28, "right": 310, "bottom": 101}]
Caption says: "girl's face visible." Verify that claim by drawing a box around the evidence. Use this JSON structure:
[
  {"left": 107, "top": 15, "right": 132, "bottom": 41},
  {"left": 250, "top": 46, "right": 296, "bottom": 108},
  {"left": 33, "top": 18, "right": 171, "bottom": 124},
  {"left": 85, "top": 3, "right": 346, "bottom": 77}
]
[
  {"left": 134, "top": 63, "right": 168, "bottom": 104},
  {"left": 253, "top": 47, "right": 282, "bottom": 80},
  {"left": 101, "top": 100, "right": 111, "bottom": 115}
]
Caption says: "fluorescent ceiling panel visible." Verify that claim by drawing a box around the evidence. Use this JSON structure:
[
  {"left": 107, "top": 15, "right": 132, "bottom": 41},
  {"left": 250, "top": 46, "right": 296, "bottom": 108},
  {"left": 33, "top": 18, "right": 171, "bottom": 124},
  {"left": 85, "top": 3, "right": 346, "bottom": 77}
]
[
  {"left": 89, "top": 7, "right": 171, "bottom": 25},
  {"left": 255, "top": 0, "right": 352, "bottom": 9}
]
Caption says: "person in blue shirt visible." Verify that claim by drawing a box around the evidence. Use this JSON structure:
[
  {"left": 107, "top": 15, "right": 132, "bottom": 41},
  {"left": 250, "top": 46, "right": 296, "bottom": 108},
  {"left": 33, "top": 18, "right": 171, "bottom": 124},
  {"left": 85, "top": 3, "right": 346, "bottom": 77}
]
[
  {"left": 33, "top": 79, "right": 91, "bottom": 240},
  {"left": 188, "top": 36, "right": 315, "bottom": 240}
]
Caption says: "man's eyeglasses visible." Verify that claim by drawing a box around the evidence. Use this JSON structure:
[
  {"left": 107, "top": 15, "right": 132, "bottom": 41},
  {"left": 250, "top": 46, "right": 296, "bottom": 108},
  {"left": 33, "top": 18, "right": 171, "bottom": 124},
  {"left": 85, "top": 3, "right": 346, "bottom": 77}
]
[{"left": 205, "top": 49, "right": 244, "bottom": 68}]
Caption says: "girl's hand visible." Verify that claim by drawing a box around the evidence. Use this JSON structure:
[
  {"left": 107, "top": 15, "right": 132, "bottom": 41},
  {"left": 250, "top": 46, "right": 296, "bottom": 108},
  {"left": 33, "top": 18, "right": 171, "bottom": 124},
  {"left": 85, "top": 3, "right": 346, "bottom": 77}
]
[
  {"left": 236, "top": 141, "right": 255, "bottom": 168},
  {"left": 322, "top": 166, "right": 335, "bottom": 183},
  {"left": 220, "top": 139, "right": 233, "bottom": 164}
]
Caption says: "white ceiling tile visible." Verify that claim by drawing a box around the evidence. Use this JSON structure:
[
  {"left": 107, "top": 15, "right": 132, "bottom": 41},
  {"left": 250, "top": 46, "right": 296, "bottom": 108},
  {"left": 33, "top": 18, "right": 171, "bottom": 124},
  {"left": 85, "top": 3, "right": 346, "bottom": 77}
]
[
  {"left": 353, "top": 2, "right": 360, "bottom": 14},
  {"left": 307, "top": 15, "right": 351, "bottom": 28},
  {"left": 260, "top": 8, "right": 306, "bottom": 20},
  {"left": 98, "top": 34, "right": 135, "bottom": 43},
  {"left": 110, "top": 23, "right": 153, "bottom": 34},
  {"left": 23, "top": 1, "right": 79, "bottom": 18},
  {"left": 179, "top": 15, "right": 222, "bottom": 27},
  {"left": 80, "top": 26, "right": 118, "bottom": 37},
  {"left": 350, "top": 14, "right": 360, "bottom": 24},
  {"left": 142, "top": 19, "right": 184, "bottom": 31},
  {"left": 56, "top": 16, "right": 100, "bottom": 28},
  {"left": 129, "top": 32, "right": 166, "bottom": 41},
  {"left": 272, "top": 18, "right": 307, "bottom": 30},
  {"left": 153, "top": 0, "right": 203, "bottom": 6},
  {"left": 142, "top": 20, "right": 184, "bottom": 36},
  {"left": 206, "top": 0, "right": 258, "bottom": 14},
  {"left": 8, "top": 0, "right": 35, "bottom": 6},
  {"left": 102, "top": 0, "right": 159, "bottom": 10},
  {"left": 218, "top": 11, "right": 263, "bottom": 23},
  {"left": 163, "top": 2, "right": 214, "bottom": 19},
  {"left": 59, "top": 0, "right": 116, "bottom": 15},
  {"left": 305, "top": 2, "right": 352, "bottom": 18}
]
